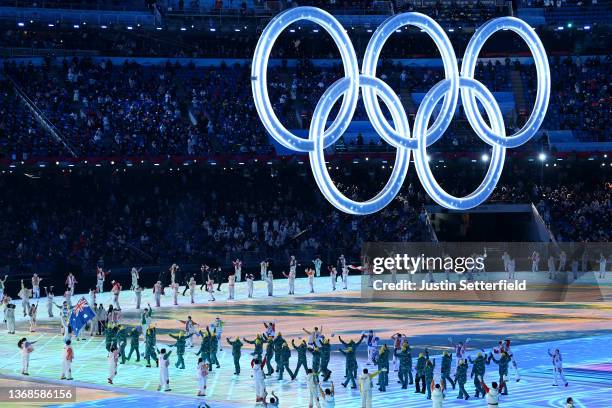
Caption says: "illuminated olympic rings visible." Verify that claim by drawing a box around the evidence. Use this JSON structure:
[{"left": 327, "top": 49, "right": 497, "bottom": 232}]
[{"left": 251, "top": 7, "right": 550, "bottom": 214}]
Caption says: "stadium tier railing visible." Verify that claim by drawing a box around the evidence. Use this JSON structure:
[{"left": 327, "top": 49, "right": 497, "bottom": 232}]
[{"left": 5, "top": 74, "right": 78, "bottom": 157}]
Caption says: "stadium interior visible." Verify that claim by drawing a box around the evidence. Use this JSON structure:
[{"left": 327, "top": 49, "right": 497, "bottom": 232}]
[{"left": 0, "top": 0, "right": 610, "bottom": 407}]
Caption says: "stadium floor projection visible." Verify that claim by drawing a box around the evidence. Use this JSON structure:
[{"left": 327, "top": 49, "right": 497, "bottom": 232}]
[{"left": 1, "top": 276, "right": 610, "bottom": 407}]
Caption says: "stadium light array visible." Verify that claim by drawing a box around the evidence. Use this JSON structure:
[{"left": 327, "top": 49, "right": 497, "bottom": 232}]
[
  {"left": 127, "top": 26, "right": 133, "bottom": 30},
  {"left": 584, "top": 25, "right": 591, "bottom": 30},
  {"left": 17, "top": 22, "right": 24, "bottom": 27},
  {"left": 538, "top": 153, "right": 547, "bottom": 162},
  {"left": 48, "top": 24, "right": 55, "bottom": 27},
  {"left": 73, "top": 24, "right": 79, "bottom": 29},
  {"left": 101, "top": 25, "right": 107, "bottom": 29},
  {"left": 181, "top": 27, "right": 187, "bottom": 31},
  {"left": 209, "top": 28, "right": 216, "bottom": 32}
]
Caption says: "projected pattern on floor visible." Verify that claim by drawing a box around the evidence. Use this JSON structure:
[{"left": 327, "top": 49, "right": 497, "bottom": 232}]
[{"left": 1, "top": 275, "right": 610, "bottom": 407}]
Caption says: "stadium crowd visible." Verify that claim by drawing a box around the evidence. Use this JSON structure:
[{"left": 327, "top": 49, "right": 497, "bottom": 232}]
[
  {"left": 0, "top": 164, "right": 607, "bottom": 275},
  {"left": 0, "top": 167, "right": 431, "bottom": 272},
  {"left": 1, "top": 54, "right": 608, "bottom": 160},
  {"left": 1, "top": 20, "right": 608, "bottom": 58}
]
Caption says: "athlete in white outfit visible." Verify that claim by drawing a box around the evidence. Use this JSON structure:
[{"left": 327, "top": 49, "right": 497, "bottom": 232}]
[
  {"left": 330, "top": 267, "right": 337, "bottom": 291},
  {"left": 320, "top": 382, "right": 335, "bottom": 408},
  {"left": 531, "top": 251, "right": 540, "bottom": 273},
  {"left": 313, "top": 257, "right": 322, "bottom": 277},
  {"left": 283, "top": 269, "right": 296, "bottom": 295},
  {"left": 228, "top": 274, "right": 236, "bottom": 300},
  {"left": 128, "top": 267, "right": 138, "bottom": 290},
  {"left": 19, "top": 337, "right": 36, "bottom": 375},
  {"left": 107, "top": 346, "right": 119, "bottom": 384},
  {"left": 342, "top": 266, "right": 349, "bottom": 289},
  {"left": 548, "top": 348, "right": 568, "bottom": 387},
  {"left": 197, "top": 358, "right": 208, "bottom": 396},
  {"left": 501, "top": 339, "right": 521, "bottom": 382},
  {"left": 246, "top": 274, "right": 254, "bottom": 298},
  {"left": 266, "top": 271, "right": 274, "bottom": 296},
  {"left": 507, "top": 259, "right": 516, "bottom": 280},
  {"left": 598, "top": 254, "right": 607, "bottom": 278},
  {"left": 430, "top": 380, "right": 445, "bottom": 407},
  {"left": 233, "top": 259, "right": 242, "bottom": 282},
  {"left": 307, "top": 369, "right": 321, "bottom": 408},
  {"left": 65, "top": 273, "right": 77, "bottom": 296},
  {"left": 358, "top": 368, "right": 385, "bottom": 408},
  {"left": 252, "top": 357, "right": 267, "bottom": 403},
  {"left": 61, "top": 340, "right": 74, "bottom": 380},
  {"left": 158, "top": 348, "right": 172, "bottom": 391},
  {"left": 482, "top": 380, "right": 503, "bottom": 408},
  {"left": 31, "top": 274, "right": 42, "bottom": 299},
  {"left": 306, "top": 268, "right": 316, "bottom": 293}
]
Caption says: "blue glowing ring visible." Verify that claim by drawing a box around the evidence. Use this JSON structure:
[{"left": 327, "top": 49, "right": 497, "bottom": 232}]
[
  {"left": 413, "top": 77, "right": 506, "bottom": 209},
  {"left": 309, "top": 76, "right": 411, "bottom": 214},
  {"left": 251, "top": 7, "right": 359, "bottom": 152},
  {"left": 461, "top": 17, "right": 550, "bottom": 148},
  {"left": 362, "top": 12, "right": 459, "bottom": 149},
  {"left": 251, "top": 8, "right": 551, "bottom": 214}
]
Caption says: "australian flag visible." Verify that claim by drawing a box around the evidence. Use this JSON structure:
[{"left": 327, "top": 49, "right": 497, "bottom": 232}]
[{"left": 70, "top": 297, "right": 96, "bottom": 336}]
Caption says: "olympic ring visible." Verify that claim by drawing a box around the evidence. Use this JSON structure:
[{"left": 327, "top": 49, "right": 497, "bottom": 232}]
[{"left": 251, "top": 7, "right": 550, "bottom": 214}]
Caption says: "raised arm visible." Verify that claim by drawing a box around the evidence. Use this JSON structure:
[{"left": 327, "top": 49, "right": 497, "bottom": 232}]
[
  {"left": 354, "top": 335, "right": 365, "bottom": 347},
  {"left": 481, "top": 380, "right": 489, "bottom": 394}
]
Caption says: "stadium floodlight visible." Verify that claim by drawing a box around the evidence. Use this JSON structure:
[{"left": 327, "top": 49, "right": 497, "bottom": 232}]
[
  {"left": 156, "top": 27, "right": 162, "bottom": 30},
  {"left": 73, "top": 24, "right": 80, "bottom": 29},
  {"left": 209, "top": 28, "right": 216, "bottom": 32},
  {"left": 17, "top": 22, "right": 25, "bottom": 27},
  {"left": 48, "top": 23, "right": 55, "bottom": 27},
  {"left": 481, "top": 154, "right": 489, "bottom": 162},
  {"left": 101, "top": 25, "right": 107, "bottom": 29},
  {"left": 538, "top": 153, "right": 547, "bottom": 162},
  {"left": 584, "top": 25, "right": 591, "bottom": 30},
  {"left": 251, "top": 7, "right": 550, "bottom": 214},
  {"left": 181, "top": 27, "right": 187, "bottom": 31},
  {"left": 127, "top": 26, "right": 133, "bottom": 30}
]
